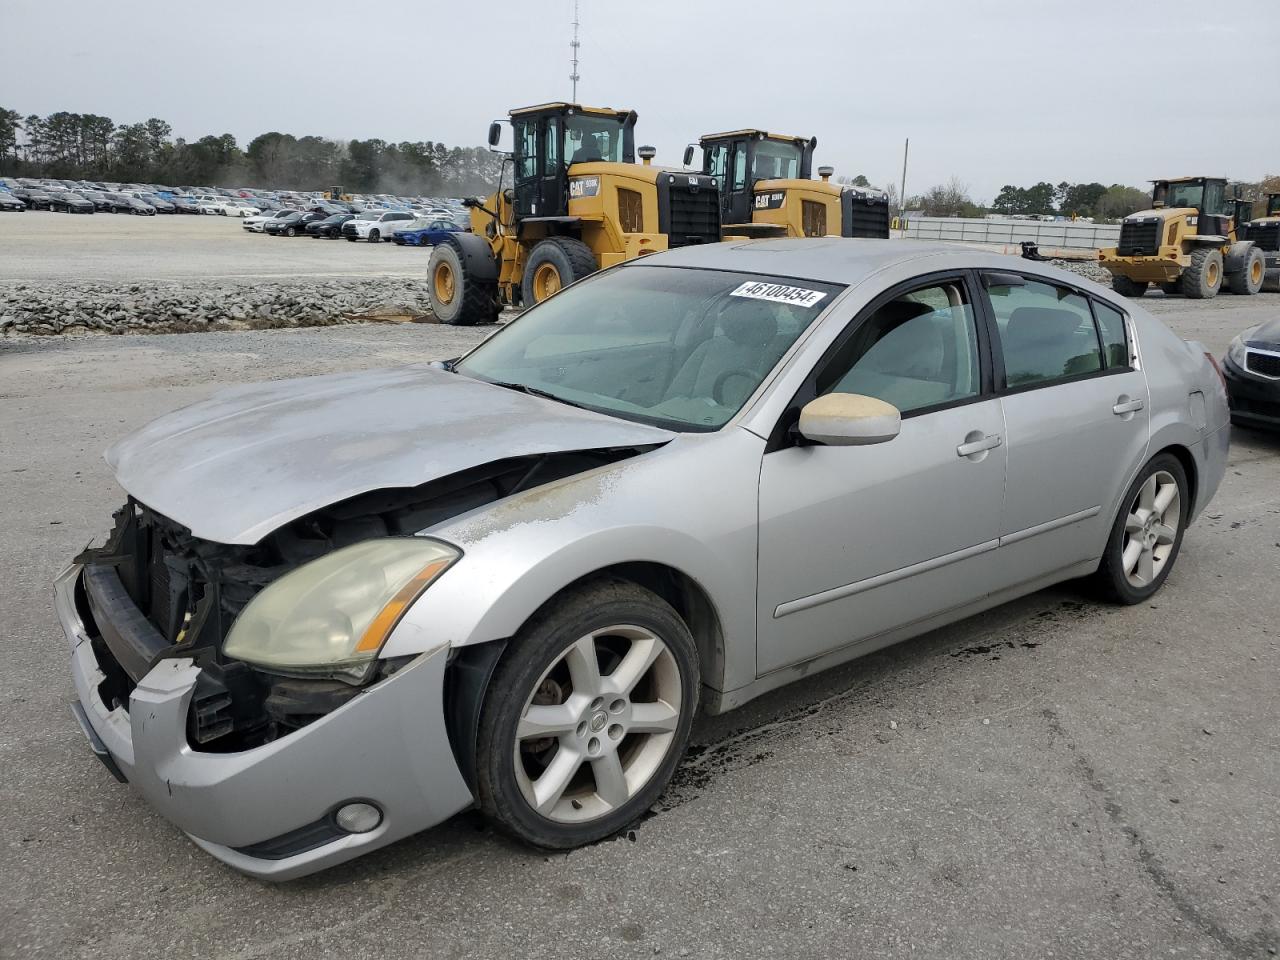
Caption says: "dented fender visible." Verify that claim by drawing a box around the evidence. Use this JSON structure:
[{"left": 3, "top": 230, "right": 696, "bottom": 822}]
[{"left": 382, "top": 428, "right": 767, "bottom": 695}]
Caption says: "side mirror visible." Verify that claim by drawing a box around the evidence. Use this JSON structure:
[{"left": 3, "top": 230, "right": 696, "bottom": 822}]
[
  {"left": 682, "top": 144, "right": 695, "bottom": 167},
  {"left": 487, "top": 122, "right": 502, "bottom": 148},
  {"left": 797, "top": 394, "right": 900, "bottom": 446}
]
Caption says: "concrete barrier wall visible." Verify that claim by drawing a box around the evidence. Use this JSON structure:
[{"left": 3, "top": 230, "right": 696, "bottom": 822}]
[{"left": 903, "top": 217, "right": 1120, "bottom": 250}]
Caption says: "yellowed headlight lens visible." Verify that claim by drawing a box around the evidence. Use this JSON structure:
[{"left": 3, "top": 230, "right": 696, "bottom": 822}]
[{"left": 223, "top": 538, "right": 458, "bottom": 680}]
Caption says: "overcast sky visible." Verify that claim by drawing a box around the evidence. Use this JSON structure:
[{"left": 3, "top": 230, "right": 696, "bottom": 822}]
[{"left": 4, "top": 0, "right": 1279, "bottom": 201}]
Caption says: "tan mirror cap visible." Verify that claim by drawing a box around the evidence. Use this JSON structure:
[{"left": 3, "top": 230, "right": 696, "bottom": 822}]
[{"left": 798, "top": 393, "right": 902, "bottom": 446}]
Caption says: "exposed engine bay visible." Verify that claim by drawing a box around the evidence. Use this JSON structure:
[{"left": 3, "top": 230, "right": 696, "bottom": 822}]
[{"left": 75, "top": 447, "right": 653, "bottom": 752}]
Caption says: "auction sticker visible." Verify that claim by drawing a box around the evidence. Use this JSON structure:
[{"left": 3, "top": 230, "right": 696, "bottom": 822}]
[{"left": 729, "top": 281, "right": 828, "bottom": 308}]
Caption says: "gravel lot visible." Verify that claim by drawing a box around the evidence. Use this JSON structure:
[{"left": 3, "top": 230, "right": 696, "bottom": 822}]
[
  {"left": 2, "top": 281, "right": 1278, "bottom": 959},
  {"left": 0, "top": 209, "right": 426, "bottom": 282}
]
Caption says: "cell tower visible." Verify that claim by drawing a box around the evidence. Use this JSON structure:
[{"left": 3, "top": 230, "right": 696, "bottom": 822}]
[{"left": 569, "top": 0, "right": 581, "bottom": 102}]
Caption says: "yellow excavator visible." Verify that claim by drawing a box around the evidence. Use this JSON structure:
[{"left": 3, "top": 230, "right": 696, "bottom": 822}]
[
  {"left": 696, "top": 129, "right": 890, "bottom": 240},
  {"left": 426, "top": 102, "right": 720, "bottom": 325},
  {"left": 1098, "top": 176, "right": 1265, "bottom": 298}
]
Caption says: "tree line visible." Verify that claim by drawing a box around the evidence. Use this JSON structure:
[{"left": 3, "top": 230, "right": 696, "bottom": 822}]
[{"left": 0, "top": 107, "right": 504, "bottom": 196}]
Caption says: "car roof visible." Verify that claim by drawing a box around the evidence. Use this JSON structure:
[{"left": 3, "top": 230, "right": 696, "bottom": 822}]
[{"left": 633, "top": 238, "right": 972, "bottom": 285}]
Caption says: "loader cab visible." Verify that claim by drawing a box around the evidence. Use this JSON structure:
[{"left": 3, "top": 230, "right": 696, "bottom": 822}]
[
  {"left": 1151, "top": 177, "right": 1231, "bottom": 217},
  {"left": 699, "top": 130, "right": 815, "bottom": 226},
  {"left": 1265, "top": 193, "right": 1280, "bottom": 218},
  {"left": 504, "top": 102, "right": 637, "bottom": 221}
]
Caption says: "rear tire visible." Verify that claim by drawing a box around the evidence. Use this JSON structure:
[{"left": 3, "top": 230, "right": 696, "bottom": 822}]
[
  {"left": 1159, "top": 282, "right": 1180, "bottom": 295},
  {"left": 521, "top": 237, "right": 598, "bottom": 307},
  {"left": 1263, "top": 268, "right": 1280, "bottom": 293},
  {"left": 1181, "top": 248, "right": 1223, "bottom": 299},
  {"left": 474, "top": 579, "right": 699, "bottom": 849},
  {"left": 1227, "top": 246, "right": 1265, "bottom": 295},
  {"left": 1094, "top": 453, "right": 1189, "bottom": 605},
  {"left": 427, "top": 241, "right": 498, "bottom": 326},
  {"left": 1109, "top": 275, "right": 1148, "bottom": 297}
]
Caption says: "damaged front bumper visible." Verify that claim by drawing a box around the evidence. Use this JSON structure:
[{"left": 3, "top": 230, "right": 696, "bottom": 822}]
[{"left": 56, "top": 563, "right": 474, "bottom": 881}]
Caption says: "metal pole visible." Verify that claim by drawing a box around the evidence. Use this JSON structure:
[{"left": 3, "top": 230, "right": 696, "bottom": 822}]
[
  {"left": 899, "top": 137, "right": 909, "bottom": 238},
  {"left": 569, "top": 0, "right": 581, "bottom": 102}
]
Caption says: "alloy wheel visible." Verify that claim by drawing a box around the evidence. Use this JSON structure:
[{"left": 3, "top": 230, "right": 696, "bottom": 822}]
[
  {"left": 514, "top": 625, "right": 681, "bottom": 823},
  {"left": 1122, "top": 470, "right": 1180, "bottom": 587}
]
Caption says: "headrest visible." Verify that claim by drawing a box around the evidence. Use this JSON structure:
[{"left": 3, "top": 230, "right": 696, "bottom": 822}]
[
  {"left": 873, "top": 298, "right": 934, "bottom": 330},
  {"left": 721, "top": 301, "right": 778, "bottom": 347},
  {"left": 1007, "top": 306, "right": 1083, "bottom": 345}
]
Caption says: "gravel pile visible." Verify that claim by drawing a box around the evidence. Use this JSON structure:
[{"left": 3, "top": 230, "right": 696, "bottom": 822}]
[
  {"left": 0, "top": 277, "right": 443, "bottom": 335},
  {"left": 1048, "top": 258, "right": 1112, "bottom": 286}
]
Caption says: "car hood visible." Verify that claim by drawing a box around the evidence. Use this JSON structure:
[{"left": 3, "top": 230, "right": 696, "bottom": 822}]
[
  {"left": 106, "top": 365, "right": 673, "bottom": 545},
  {"left": 1245, "top": 317, "right": 1280, "bottom": 347}
]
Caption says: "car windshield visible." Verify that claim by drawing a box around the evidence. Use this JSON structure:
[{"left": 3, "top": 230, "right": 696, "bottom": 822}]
[{"left": 455, "top": 265, "right": 843, "bottom": 431}]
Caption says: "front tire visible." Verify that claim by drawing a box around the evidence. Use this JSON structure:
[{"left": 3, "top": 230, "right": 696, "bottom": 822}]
[
  {"left": 1109, "top": 275, "right": 1148, "bottom": 297},
  {"left": 285, "top": 226, "right": 297, "bottom": 237},
  {"left": 368, "top": 229, "right": 380, "bottom": 243},
  {"left": 1094, "top": 453, "right": 1188, "bottom": 604},
  {"left": 521, "top": 237, "right": 597, "bottom": 307},
  {"left": 427, "top": 241, "right": 498, "bottom": 325},
  {"left": 474, "top": 580, "right": 699, "bottom": 849},
  {"left": 1181, "top": 248, "right": 1223, "bottom": 299}
]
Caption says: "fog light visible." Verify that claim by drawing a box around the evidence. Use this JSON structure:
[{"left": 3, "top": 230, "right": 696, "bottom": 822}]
[{"left": 335, "top": 802, "right": 382, "bottom": 834}]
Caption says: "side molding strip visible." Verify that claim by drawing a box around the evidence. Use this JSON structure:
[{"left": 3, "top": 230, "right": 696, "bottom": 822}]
[{"left": 774, "top": 539, "right": 1000, "bottom": 619}]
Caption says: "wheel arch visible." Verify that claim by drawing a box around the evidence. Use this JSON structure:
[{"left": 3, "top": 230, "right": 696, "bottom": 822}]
[
  {"left": 441, "top": 559, "right": 726, "bottom": 791},
  {"left": 1152, "top": 442, "right": 1199, "bottom": 518}
]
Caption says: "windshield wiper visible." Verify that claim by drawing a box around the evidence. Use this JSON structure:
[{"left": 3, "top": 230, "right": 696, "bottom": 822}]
[{"left": 485, "top": 379, "right": 591, "bottom": 411}]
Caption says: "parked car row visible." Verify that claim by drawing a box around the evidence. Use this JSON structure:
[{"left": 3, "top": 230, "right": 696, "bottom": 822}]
[
  {"left": 240, "top": 207, "right": 469, "bottom": 245},
  {"left": 1, "top": 176, "right": 471, "bottom": 224}
]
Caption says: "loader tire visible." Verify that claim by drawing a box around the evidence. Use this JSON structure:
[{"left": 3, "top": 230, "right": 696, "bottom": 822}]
[
  {"left": 1181, "top": 248, "right": 1223, "bottom": 299},
  {"left": 1109, "top": 275, "right": 1148, "bottom": 298},
  {"left": 521, "top": 238, "right": 598, "bottom": 307},
  {"left": 1159, "top": 282, "right": 1180, "bottom": 296},
  {"left": 1227, "top": 245, "right": 1265, "bottom": 296},
  {"left": 1263, "top": 268, "right": 1280, "bottom": 293},
  {"left": 429, "top": 241, "right": 498, "bottom": 326}
]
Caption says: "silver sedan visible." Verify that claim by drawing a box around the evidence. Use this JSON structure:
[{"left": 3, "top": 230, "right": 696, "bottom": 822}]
[{"left": 58, "top": 239, "right": 1230, "bottom": 879}]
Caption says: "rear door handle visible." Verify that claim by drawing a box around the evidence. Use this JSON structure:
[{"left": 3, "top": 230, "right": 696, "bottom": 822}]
[
  {"left": 1112, "top": 397, "right": 1145, "bottom": 415},
  {"left": 956, "top": 433, "right": 1002, "bottom": 458}
]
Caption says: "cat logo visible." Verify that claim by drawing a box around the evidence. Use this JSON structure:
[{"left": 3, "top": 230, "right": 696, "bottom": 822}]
[{"left": 569, "top": 176, "right": 601, "bottom": 199}]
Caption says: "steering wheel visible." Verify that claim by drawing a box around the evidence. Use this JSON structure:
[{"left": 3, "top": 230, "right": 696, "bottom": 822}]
[{"left": 712, "top": 368, "right": 757, "bottom": 406}]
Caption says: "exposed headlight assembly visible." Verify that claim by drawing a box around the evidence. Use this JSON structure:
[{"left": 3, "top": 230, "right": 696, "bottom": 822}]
[{"left": 223, "top": 538, "right": 459, "bottom": 683}]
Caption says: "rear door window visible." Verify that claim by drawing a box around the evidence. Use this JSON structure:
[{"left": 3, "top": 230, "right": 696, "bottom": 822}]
[
  {"left": 984, "top": 277, "right": 1103, "bottom": 389},
  {"left": 1091, "top": 300, "right": 1131, "bottom": 370}
]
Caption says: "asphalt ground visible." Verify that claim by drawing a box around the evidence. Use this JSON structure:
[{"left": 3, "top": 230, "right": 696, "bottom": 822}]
[{"left": 1, "top": 292, "right": 1277, "bottom": 960}]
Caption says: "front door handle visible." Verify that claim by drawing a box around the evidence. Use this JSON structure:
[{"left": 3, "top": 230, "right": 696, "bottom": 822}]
[
  {"left": 956, "top": 432, "right": 1002, "bottom": 458},
  {"left": 1112, "top": 397, "right": 1145, "bottom": 415}
]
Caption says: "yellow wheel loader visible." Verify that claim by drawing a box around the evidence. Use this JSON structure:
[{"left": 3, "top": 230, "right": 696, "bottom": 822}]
[
  {"left": 696, "top": 130, "right": 890, "bottom": 240},
  {"left": 1098, "top": 177, "right": 1265, "bottom": 299},
  {"left": 1243, "top": 193, "right": 1280, "bottom": 292},
  {"left": 426, "top": 102, "right": 720, "bottom": 325}
]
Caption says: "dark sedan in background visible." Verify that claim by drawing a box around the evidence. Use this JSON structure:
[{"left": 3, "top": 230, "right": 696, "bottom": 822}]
[
  {"left": 1224, "top": 320, "right": 1280, "bottom": 430},
  {"left": 306, "top": 213, "right": 354, "bottom": 238},
  {"left": 265, "top": 210, "right": 327, "bottom": 236},
  {"left": 12, "top": 188, "right": 53, "bottom": 209},
  {"left": 49, "top": 192, "right": 95, "bottom": 214},
  {"left": 0, "top": 191, "right": 25, "bottom": 211}
]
